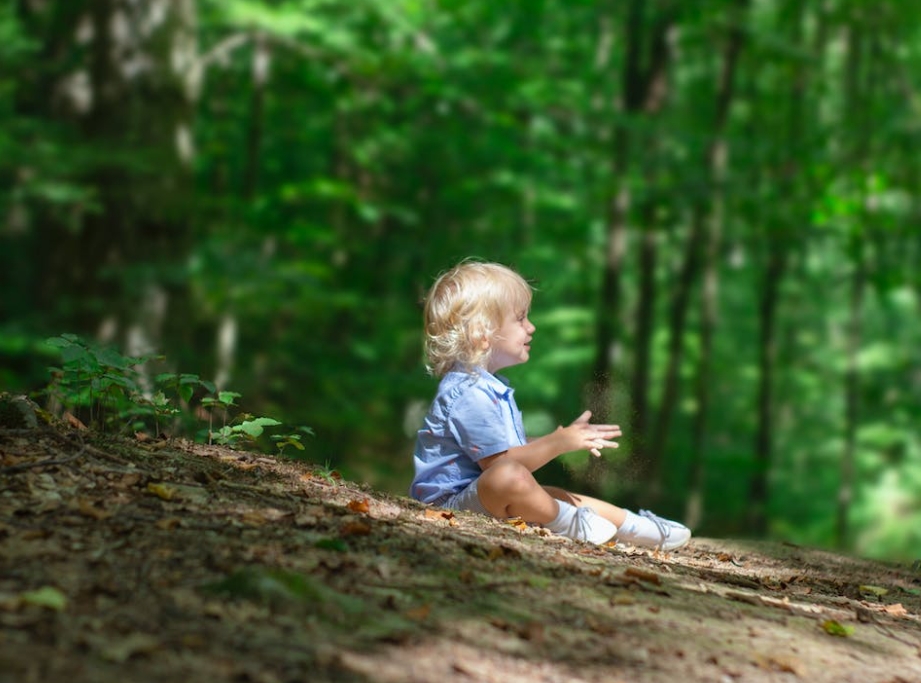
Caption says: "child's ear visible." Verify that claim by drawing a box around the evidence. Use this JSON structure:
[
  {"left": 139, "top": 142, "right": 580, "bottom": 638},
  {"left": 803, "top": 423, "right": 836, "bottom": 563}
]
[{"left": 479, "top": 337, "right": 490, "bottom": 350}]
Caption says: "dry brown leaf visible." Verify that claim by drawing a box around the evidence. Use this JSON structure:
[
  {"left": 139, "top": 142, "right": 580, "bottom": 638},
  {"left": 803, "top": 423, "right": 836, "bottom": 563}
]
[
  {"left": 64, "top": 412, "right": 87, "bottom": 430},
  {"left": 341, "top": 520, "right": 372, "bottom": 536},
  {"left": 114, "top": 472, "right": 143, "bottom": 489},
  {"left": 76, "top": 499, "right": 111, "bottom": 521},
  {"left": 404, "top": 603, "right": 431, "bottom": 621},
  {"left": 347, "top": 498, "right": 370, "bottom": 514},
  {"left": 752, "top": 653, "right": 804, "bottom": 677},
  {"left": 883, "top": 603, "right": 909, "bottom": 618},
  {"left": 505, "top": 517, "right": 528, "bottom": 531},
  {"left": 624, "top": 567, "right": 662, "bottom": 585},
  {"left": 423, "top": 509, "right": 455, "bottom": 523}
]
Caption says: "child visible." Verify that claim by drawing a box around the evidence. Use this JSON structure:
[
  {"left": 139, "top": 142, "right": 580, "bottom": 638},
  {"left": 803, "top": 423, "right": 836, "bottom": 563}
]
[{"left": 410, "top": 259, "right": 691, "bottom": 551}]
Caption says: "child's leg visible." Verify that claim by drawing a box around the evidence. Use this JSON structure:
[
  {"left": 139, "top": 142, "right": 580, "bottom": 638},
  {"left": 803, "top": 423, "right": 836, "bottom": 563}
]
[
  {"left": 476, "top": 461, "right": 617, "bottom": 544},
  {"left": 476, "top": 460, "right": 559, "bottom": 523},
  {"left": 543, "top": 487, "right": 628, "bottom": 527},
  {"left": 544, "top": 486, "right": 691, "bottom": 551}
]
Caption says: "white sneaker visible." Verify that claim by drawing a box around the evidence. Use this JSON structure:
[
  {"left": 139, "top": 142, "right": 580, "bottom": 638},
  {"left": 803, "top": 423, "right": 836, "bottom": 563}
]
[
  {"left": 632, "top": 509, "right": 691, "bottom": 551},
  {"left": 567, "top": 507, "right": 618, "bottom": 545}
]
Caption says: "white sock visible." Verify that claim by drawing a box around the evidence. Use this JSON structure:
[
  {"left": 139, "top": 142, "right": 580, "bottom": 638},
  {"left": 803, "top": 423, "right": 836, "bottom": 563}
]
[
  {"left": 544, "top": 501, "right": 618, "bottom": 544},
  {"left": 543, "top": 500, "right": 579, "bottom": 535}
]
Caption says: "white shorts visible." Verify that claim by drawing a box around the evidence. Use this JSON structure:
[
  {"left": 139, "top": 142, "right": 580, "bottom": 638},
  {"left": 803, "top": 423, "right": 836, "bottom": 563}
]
[{"left": 440, "top": 478, "right": 490, "bottom": 516}]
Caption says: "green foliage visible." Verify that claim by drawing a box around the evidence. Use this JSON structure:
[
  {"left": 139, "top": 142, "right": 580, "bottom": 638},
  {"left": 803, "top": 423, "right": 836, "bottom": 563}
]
[{"left": 42, "top": 334, "right": 311, "bottom": 454}]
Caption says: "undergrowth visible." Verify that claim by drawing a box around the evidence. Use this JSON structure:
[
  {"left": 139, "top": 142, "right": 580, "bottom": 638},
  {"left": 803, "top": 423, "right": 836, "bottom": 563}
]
[{"left": 41, "top": 333, "right": 313, "bottom": 455}]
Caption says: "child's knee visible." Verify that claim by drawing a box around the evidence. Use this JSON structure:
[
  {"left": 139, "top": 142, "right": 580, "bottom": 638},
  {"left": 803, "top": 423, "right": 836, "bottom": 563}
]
[{"left": 480, "top": 460, "right": 537, "bottom": 498}]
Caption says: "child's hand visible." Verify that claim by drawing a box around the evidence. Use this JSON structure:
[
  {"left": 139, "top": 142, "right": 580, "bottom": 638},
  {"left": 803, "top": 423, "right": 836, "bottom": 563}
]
[{"left": 560, "top": 410, "right": 622, "bottom": 457}]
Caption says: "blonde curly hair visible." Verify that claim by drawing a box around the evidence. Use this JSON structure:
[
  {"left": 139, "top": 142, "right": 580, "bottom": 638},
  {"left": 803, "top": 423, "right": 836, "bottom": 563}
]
[{"left": 422, "top": 259, "right": 533, "bottom": 377}]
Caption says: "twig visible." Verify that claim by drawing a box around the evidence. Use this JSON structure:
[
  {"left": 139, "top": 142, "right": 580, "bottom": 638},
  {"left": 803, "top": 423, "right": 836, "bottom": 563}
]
[{"left": 0, "top": 449, "right": 85, "bottom": 475}]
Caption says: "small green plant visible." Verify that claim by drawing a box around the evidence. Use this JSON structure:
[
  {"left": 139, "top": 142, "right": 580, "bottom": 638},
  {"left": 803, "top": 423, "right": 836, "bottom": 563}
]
[
  {"left": 313, "top": 459, "right": 341, "bottom": 485},
  {"left": 211, "top": 415, "right": 283, "bottom": 447},
  {"left": 200, "top": 390, "right": 241, "bottom": 442},
  {"left": 43, "top": 334, "right": 312, "bottom": 454},
  {"left": 271, "top": 425, "right": 316, "bottom": 456},
  {"left": 45, "top": 333, "right": 158, "bottom": 431}
]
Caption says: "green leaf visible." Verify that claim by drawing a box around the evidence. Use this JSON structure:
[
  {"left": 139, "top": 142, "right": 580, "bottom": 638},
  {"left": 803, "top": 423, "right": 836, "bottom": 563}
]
[
  {"left": 821, "top": 620, "right": 854, "bottom": 637},
  {"left": 858, "top": 585, "right": 889, "bottom": 599},
  {"left": 239, "top": 417, "right": 282, "bottom": 437},
  {"left": 20, "top": 586, "right": 67, "bottom": 611},
  {"left": 217, "top": 391, "right": 242, "bottom": 406}
]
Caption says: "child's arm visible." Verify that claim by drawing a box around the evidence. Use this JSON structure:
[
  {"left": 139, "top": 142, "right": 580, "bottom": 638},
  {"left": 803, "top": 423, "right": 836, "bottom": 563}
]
[{"left": 479, "top": 410, "right": 621, "bottom": 473}]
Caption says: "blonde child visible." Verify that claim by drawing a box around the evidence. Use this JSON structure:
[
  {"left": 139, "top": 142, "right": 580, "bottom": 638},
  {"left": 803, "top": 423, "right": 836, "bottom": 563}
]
[{"left": 410, "top": 259, "right": 691, "bottom": 551}]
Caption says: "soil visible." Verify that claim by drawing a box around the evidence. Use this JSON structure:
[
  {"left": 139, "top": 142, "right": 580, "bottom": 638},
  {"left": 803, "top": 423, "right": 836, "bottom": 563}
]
[{"left": 2, "top": 425, "right": 921, "bottom": 683}]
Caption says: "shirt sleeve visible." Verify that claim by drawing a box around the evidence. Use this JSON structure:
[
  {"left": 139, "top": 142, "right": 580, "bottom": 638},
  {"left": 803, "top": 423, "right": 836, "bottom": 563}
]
[{"left": 446, "top": 384, "right": 512, "bottom": 462}]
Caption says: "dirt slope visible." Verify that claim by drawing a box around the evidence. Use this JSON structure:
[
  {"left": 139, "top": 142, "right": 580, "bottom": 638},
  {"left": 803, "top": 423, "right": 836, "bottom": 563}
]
[{"left": 2, "top": 426, "right": 920, "bottom": 683}]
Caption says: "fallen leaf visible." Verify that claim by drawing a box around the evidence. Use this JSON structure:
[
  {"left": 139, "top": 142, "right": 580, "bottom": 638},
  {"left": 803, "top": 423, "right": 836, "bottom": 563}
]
[
  {"left": 347, "top": 498, "right": 370, "bottom": 514},
  {"left": 487, "top": 544, "right": 520, "bottom": 561},
  {"left": 146, "top": 482, "right": 177, "bottom": 501},
  {"left": 77, "top": 498, "right": 112, "bottom": 521},
  {"left": 155, "top": 517, "right": 182, "bottom": 530},
  {"left": 405, "top": 603, "right": 431, "bottom": 621},
  {"left": 624, "top": 567, "right": 661, "bottom": 585},
  {"left": 506, "top": 517, "right": 529, "bottom": 531},
  {"left": 859, "top": 585, "right": 889, "bottom": 599},
  {"left": 20, "top": 586, "right": 67, "bottom": 611},
  {"left": 821, "top": 619, "right": 854, "bottom": 637},
  {"left": 883, "top": 603, "right": 908, "bottom": 618},
  {"left": 99, "top": 633, "right": 160, "bottom": 662},
  {"left": 64, "top": 412, "right": 86, "bottom": 430},
  {"left": 753, "top": 653, "right": 804, "bottom": 676},
  {"left": 341, "top": 520, "right": 372, "bottom": 536},
  {"left": 423, "top": 509, "right": 455, "bottom": 523}
]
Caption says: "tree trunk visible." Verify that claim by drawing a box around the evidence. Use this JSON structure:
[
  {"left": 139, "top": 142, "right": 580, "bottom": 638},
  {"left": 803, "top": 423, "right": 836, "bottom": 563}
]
[
  {"left": 838, "top": 237, "right": 865, "bottom": 548},
  {"left": 748, "top": 243, "right": 787, "bottom": 535},
  {"left": 836, "top": 17, "right": 874, "bottom": 550},
  {"left": 26, "top": 0, "right": 197, "bottom": 357},
  {"left": 685, "top": 0, "right": 749, "bottom": 528},
  {"left": 746, "top": 0, "right": 831, "bottom": 537},
  {"left": 591, "top": 0, "right": 676, "bottom": 493}
]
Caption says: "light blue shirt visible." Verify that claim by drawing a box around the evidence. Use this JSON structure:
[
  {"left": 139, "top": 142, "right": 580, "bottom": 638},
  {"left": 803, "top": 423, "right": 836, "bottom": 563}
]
[{"left": 410, "top": 366, "right": 527, "bottom": 505}]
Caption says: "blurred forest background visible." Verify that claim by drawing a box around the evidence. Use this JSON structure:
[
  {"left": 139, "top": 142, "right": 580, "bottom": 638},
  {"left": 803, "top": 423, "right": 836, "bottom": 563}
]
[{"left": 1, "top": 0, "right": 919, "bottom": 561}]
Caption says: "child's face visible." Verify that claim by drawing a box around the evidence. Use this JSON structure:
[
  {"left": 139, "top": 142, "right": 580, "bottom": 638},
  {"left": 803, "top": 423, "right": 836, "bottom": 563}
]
[{"left": 486, "top": 306, "right": 535, "bottom": 373}]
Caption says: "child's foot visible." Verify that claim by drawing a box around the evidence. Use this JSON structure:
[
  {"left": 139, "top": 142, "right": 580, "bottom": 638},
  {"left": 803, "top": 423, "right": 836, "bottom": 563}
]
[
  {"left": 545, "top": 503, "right": 618, "bottom": 545},
  {"left": 617, "top": 509, "right": 691, "bottom": 551},
  {"left": 568, "top": 506, "right": 618, "bottom": 545}
]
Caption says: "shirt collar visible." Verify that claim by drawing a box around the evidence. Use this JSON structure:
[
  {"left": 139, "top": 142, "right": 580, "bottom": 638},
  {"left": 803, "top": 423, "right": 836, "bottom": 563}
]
[{"left": 473, "top": 366, "right": 513, "bottom": 398}]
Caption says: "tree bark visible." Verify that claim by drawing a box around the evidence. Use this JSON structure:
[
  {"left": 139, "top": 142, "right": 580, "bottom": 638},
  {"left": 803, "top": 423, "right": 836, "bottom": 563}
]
[
  {"left": 591, "top": 0, "right": 677, "bottom": 491},
  {"left": 29, "top": 0, "right": 198, "bottom": 359},
  {"left": 685, "top": 0, "right": 749, "bottom": 528}
]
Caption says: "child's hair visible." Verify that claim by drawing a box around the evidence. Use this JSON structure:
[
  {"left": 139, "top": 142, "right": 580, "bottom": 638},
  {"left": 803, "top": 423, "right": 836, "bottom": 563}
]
[{"left": 422, "top": 259, "right": 533, "bottom": 377}]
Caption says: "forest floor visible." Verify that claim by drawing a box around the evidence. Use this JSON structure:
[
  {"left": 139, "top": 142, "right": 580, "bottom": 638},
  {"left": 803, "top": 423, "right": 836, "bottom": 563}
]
[{"left": 2, "top": 424, "right": 921, "bottom": 683}]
